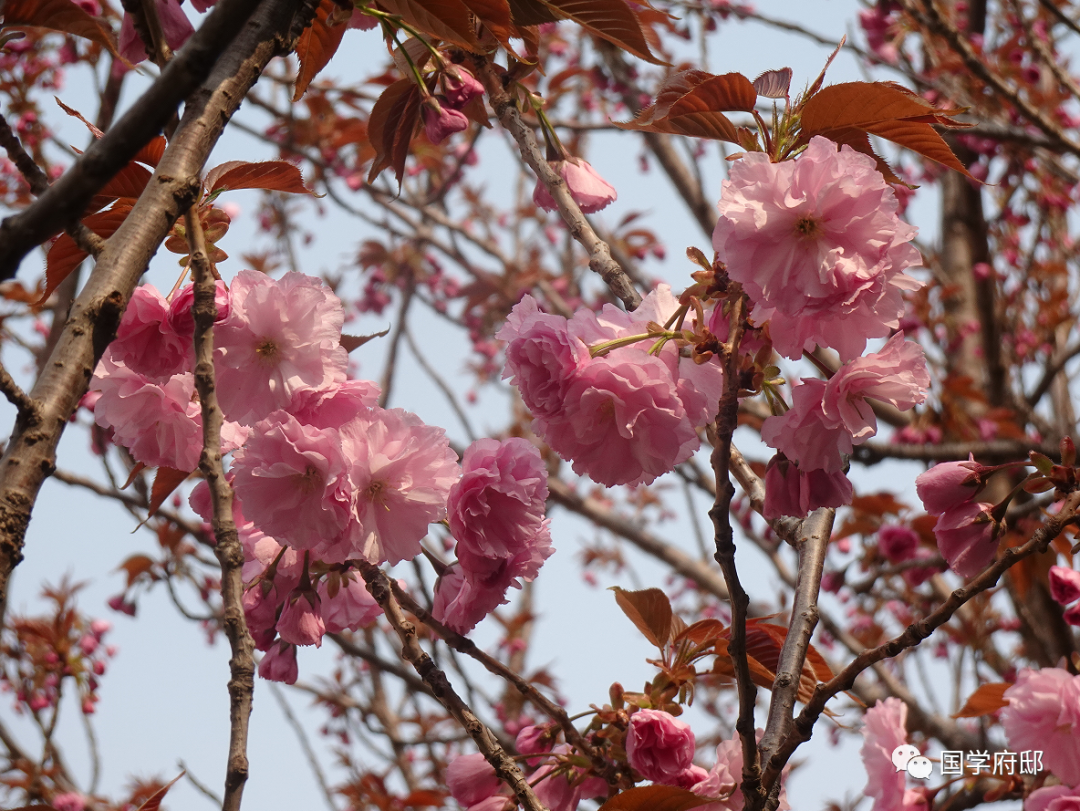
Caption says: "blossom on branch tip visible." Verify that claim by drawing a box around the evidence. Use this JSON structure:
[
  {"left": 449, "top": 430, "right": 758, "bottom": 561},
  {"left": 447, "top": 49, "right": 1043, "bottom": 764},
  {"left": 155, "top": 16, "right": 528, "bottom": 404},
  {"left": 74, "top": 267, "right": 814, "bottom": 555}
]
[
  {"left": 914, "top": 455, "right": 983, "bottom": 515},
  {"left": 762, "top": 379, "right": 852, "bottom": 473},
  {"left": 533, "top": 158, "right": 618, "bottom": 214},
  {"left": 258, "top": 644, "right": 298, "bottom": 684},
  {"left": 316, "top": 573, "right": 382, "bottom": 633},
  {"left": 625, "top": 708, "right": 696, "bottom": 785}
]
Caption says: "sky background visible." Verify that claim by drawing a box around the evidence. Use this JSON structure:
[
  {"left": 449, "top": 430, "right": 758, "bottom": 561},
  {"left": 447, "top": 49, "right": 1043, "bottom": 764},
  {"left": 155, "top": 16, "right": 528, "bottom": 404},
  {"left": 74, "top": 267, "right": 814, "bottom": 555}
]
[{"left": 0, "top": 2, "right": 995, "bottom": 809}]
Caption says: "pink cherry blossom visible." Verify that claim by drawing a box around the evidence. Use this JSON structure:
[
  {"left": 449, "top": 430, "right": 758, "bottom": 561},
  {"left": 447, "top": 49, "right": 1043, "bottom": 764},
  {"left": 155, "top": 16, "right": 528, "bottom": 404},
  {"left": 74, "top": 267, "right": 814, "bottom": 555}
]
[
  {"left": 276, "top": 591, "right": 325, "bottom": 647},
  {"left": 932, "top": 500, "right": 996, "bottom": 577},
  {"left": 762, "top": 455, "right": 854, "bottom": 519},
  {"left": 110, "top": 285, "right": 189, "bottom": 379},
  {"left": 713, "top": 136, "right": 922, "bottom": 361},
  {"left": 543, "top": 351, "right": 698, "bottom": 486},
  {"left": 446, "top": 753, "right": 501, "bottom": 806},
  {"left": 339, "top": 407, "right": 460, "bottom": 565},
  {"left": 859, "top": 698, "right": 927, "bottom": 811},
  {"left": 230, "top": 412, "right": 352, "bottom": 555},
  {"left": 258, "top": 643, "right": 298, "bottom": 684},
  {"left": 165, "top": 280, "right": 231, "bottom": 343},
  {"left": 216, "top": 271, "right": 348, "bottom": 425},
  {"left": 691, "top": 732, "right": 789, "bottom": 811},
  {"left": 762, "top": 379, "right": 852, "bottom": 473},
  {"left": 530, "top": 744, "right": 608, "bottom": 811},
  {"left": 533, "top": 158, "right": 618, "bottom": 214},
  {"left": 444, "top": 68, "right": 484, "bottom": 107},
  {"left": 1048, "top": 565, "right": 1080, "bottom": 606},
  {"left": 625, "top": 709, "right": 695, "bottom": 785},
  {"left": 423, "top": 99, "right": 469, "bottom": 143},
  {"left": 448, "top": 438, "right": 552, "bottom": 581},
  {"left": 1002, "top": 667, "right": 1080, "bottom": 785},
  {"left": 1027, "top": 785, "right": 1080, "bottom": 811},
  {"left": 915, "top": 455, "right": 983, "bottom": 515},
  {"left": 316, "top": 573, "right": 382, "bottom": 633},
  {"left": 821, "top": 333, "right": 930, "bottom": 441},
  {"left": 119, "top": 0, "right": 194, "bottom": 64},
  {"left": 497, "top": 295, "right": 591, "bottom": 420},
  {"left": 878, "top": 525, "right": 920, "bottom": 563},
  {"left": 431, "top": 563, "right": 508, "bottom": 634},
  {"left": 285, "top": 379, "right": 381, "bottom": 428}
]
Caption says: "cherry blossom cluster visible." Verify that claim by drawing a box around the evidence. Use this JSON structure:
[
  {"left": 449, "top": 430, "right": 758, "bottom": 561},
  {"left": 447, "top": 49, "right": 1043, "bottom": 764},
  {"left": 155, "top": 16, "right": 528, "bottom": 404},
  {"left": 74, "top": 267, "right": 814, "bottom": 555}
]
[
  {"left": 91, "top": 271, "right": 556, "bottom": 682},
  {"left": 498, "top": 285, "right": 724, "bottom": 487},
  {"left": 913, "top": 456, "right": 997, "bottom": 577}
]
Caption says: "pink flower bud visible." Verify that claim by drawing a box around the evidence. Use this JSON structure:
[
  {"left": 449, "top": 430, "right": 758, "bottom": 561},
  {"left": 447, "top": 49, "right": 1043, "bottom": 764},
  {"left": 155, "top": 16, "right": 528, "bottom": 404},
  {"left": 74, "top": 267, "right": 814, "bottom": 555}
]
[
  {"left": 446, "top": 753, "right": 501, "bottom": 806},
  {"left": 258, "top": 644, "right": 298, "bottom": 684},
  {"left": 533, "top": 158, "right": 618, "bottom": 214},
  {"left": 78, "top": 634, "right": 98, "bottom": 656},
  {"left": 625, "top": 709, "right": 695, "bottom": 785},
  {"left": 915, "top": 456, "right": 982, "bottom": 515},
  {"left": 1048, "top": 565, "right": 1080, "bottom": 606},
  {"left": 423, "top": 98, "right": 469, "bottom": 144},
  {"left": 90, "top": 619, "right": 111, "bottom": 637},
  {"left": 933, "top": 501, "right": 997, "bottom": 578},
  {"left": 444, "top": 68, "right": 484, "bottom": 107},
  {"left": 276, "top": 592, "right": 325, "bottom": 648}
]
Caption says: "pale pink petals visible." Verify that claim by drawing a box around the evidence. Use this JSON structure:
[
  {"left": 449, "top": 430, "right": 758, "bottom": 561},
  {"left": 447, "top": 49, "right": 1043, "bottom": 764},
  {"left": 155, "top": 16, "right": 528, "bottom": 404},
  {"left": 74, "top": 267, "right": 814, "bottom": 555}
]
[
  {"left": 1026, "top": 785, "right": 1080, "bottom": 811},
  {"left": 340, "top": 407, "right": 460, "bottom": 565},
  {"left": 713, "top": 136, "right": 922, "bottom": 360},
  {"left": 821, "top": 333, "right": 930, "bottom": 441},
  {"left": 316, "top": 573, "right": 382, "bottom": 633},
  {"left": 165, "top": 280, "right": 231, "bottom": 343},
  {"left": 286, "top": 379, "right": 381, "bottom": 428},
  {"left": 444, "top": 68, "right": 484, "bottom": 106},
  {"left": 859, "top": 698, "right": 927, "bottom": 811},
  {"left": 431, "top": 563, "right": 508, "bottom": 634},
  {"left": 258, "top": 644, "right": 298, "bottom": 684},
  {"left": 915, "top": 455, "right": 983, "bottom": 515},
  {"left": 692, "top": 731, "right": 789, "bottom": 811},
  {"left": 762, "top": 455, "right": 853, "bottom": 519},
  {"left": 1002, "top": 668, "right": 1080, "bottom": 785},
  {"left": 1048, "top": 565, "right": 1080, "bottom": 606},
  {"left": 216, "top": 271, "right": 348, "bottom": 425},
  {"left": 625, "top": 709, "right": 695, "bottom": 785},
  {"left": 111, "top": 285, "right": 189, "bottom": 379},
  {"left": 762, "top": 379, "right": 852, "bottom": 473},
  {"left": 533, "top": 158, "right": 618, "bottom": 214},
  {"left": 423, "top": 99, "right": 469, "bottom": 143},
  {"left": 932, "top": 501, "right": 996, "bottom": 577},
  {"left": 530, "top": 744, "right": 608, "bottom": 811},
  {"left": 276, "top": 592, "right": 325, "bottom": 648},
  {"left": 446, "top": 753, "right": 501, "bottom": 807},
  {"left": 119, "top": 0, "right": 193, "bottom": 63}
]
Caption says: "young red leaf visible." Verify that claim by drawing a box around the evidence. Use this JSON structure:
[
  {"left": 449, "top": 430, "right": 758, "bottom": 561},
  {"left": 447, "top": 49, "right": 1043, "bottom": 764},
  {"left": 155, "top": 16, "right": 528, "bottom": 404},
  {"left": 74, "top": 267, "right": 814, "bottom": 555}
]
[
  {"left": 953, "top": 682, "right": 1012, "bottom": 718},
  {"left": 86, "top": 162, "right": 153, "bottom": 213},
  {"left": 611, "top": 586, "right": 673, "bottom": 649},
  {"left": 4, "top": 0, "right": 120, "bottom": 57},
  {"left": 118, "top": 554, "right": 156, "bottom": 588},
  {"left": 133, "top": 135, "right": 167, "bottom": 167},
  {"left": 293, "top": 0, "right": 347, "bottom": 102},
  {"left": 135, "top": 772, "right": 184, "bottom": 811},
  {"left": 366, "top": 80, "right": 423, "bottom": 185},
  {"left": 206, "top": 161, "right": 315, "bottom": 196},
  {"left": 459, "top": 0, "right": 513, "bottom": 42},
  {"left": 39, "top": 204, "right": 134, "bottom": 304},
  {"left": 753, "top": 67, "right": 792, "bottom": 99},
  {"left": 376, "top": 0, "right": 481, "bottom": 50},
  {"left": 598, "top": 785, "right": 712, "bottom": 811},
  {"left": 616, "top": 71, "right": 756, "bottom": 142},
  {"left": 341, "top": 328, "right": 390, "bottom": 352},
  {"left": 506, "top": 0, "right": 561, "bottom": 26},
  {"left": 147, "top": 467, "right": 191, "bottom": 521},
  {"left": 537, "top": 0, "right": 666, "bottom": 65}
]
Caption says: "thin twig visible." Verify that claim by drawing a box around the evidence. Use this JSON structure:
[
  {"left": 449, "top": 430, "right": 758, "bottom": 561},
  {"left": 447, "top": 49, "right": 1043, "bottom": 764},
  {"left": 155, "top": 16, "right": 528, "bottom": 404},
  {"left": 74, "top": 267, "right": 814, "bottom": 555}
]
[{"left": 180, "top": 761, "right": 225, "bottom": 807}]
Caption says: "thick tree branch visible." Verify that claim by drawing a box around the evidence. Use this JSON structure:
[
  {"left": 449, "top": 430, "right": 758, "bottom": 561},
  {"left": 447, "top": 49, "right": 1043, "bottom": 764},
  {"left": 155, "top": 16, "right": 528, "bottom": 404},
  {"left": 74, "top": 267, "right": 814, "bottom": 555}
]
[{"left": 0, "top": 0, "right": 301, "bottom": 622}]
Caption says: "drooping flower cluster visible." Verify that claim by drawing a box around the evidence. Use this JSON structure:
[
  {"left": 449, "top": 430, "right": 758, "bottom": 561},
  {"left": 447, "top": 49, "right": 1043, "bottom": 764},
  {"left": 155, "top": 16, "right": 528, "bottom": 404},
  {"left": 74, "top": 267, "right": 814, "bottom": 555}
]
[
  {"left": 761, "top": 333, "right": 929, "bottom": 518},
  {"left": 914, "top": 455, "right": 997, "bottom": 577},
  {"left": 498, "top": 285, "right": 724, "bottom": 486},
  {"left": 713, "top": 136, "right": 923, "bottom": 362},
  {"left": 423, "top": 67, "right": 484, "bottom": 144}
]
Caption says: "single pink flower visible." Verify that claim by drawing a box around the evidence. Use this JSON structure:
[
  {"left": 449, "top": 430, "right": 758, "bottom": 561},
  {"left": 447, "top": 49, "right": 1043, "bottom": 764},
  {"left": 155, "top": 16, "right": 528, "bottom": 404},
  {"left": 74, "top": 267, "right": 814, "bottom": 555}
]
[
  {"left": 691, "top": 731, "right": 789, "bottom": 811},
  {"left": 119, "top": 0, "right": 193, "bottom": 63},
  {"left": 316, "top": 573, "right": 382, "bottom": 633},
  {"left": 423, "top": 98, "right": 469, "bottom": 143},
  {"left": 625, "top": 709, "right": 695, "bottom": 785},
  {"left": 914, "top": 455, "right": 983, "bottom": 515},
  {"left": 111, "top": 285, "right": 189, "bottom": 379},
  {"left": 713, "top": 136, "right": 922, "bottom": 361},
  {"left": 762, "top": 379, "right": 852, "bottom": 473},
  {"left": 230, "top": 412, "right": 352, "bottom": 555},
  {"left": 446, "top": 753, "right": 502, "bottom": 806},
  {"left": 533, "top": 157, "right": 618, "bottom": 214},
  {"left": 1002, "top": 667, "right": 1080, "bottom": 785},
  {"left": 859, "top": 698, "right": 927, "bottom": 811},
  {"left": 762, "top": 455, "right": 854, "bottom": 519},
  {"left": 516, "top": 724, "right": 556, "bottom": 763},
  {"left": 448, "top": 438, "right": 552, "bottom": 581},
  {"left": 932, "top": 501, "right": 997, "bottom": 578},
  {"left": 216, "top": 271, "right": 348, "bottom": 425},
  {"left": 1027, "top": 785, "right": 1080, "bottom": 811},
  {"left": 878, "top": 525, "right": 920, "bottom": 563},
  {"left": 276, "top": 590, "right": 325, "bottom": 647},
  {"left": 1048, "top": 565, "right": 1080, "bottom": 606},
  {"left": 444, "top": 67, "right": 484, "bottom": 107},
  {"left": 258, "top": 643, "right": 298, "bottom": 684},
  {"left": 340, "top": 407, "right": 460, "bottom": 565},
  {"left": 821, "top": 333, "right": 930, "bottom": 442},
  {"left": 431, "top": 563, "right": 508, "bottom": 634}
]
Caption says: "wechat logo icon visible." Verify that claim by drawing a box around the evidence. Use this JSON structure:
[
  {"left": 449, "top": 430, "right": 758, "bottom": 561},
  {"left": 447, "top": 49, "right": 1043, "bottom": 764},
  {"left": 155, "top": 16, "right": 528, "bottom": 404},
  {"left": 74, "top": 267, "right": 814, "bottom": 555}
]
[{"left": 892, "top": 745, "right": 932, "bottom": 780}]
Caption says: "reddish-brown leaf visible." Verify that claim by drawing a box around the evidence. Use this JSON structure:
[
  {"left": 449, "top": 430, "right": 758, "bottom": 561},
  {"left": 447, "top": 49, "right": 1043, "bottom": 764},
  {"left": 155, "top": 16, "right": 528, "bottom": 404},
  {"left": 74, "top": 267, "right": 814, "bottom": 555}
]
[
  {"left": 207, "top": 161, "right": 315, "bottom": 196},
  {"left": 799, "top": 82, "right": 973, "bottom": 178},
  {"left": 133, "top": 135, "right": 167, "bottom": 167},
  {"left": 953, "top": 682, "right": 1012, "bottom": 718},
  {"left": 40, "top": 204, "right": 133, "bottom": 304},
  {"left": 341, "top": 328, "right": 390, "bottom": 352},
  {"left": 87, "top": 163, "right": 152, "bottom": 213},
  {"left": 538, "top": 0, "right": 664, "bottom": 64},
  {"left": 674, "top": 618, "right": 726, "bottom": 646},
  {"left": 293, "top": 0, "right": 347, "bottom": 102},
  {"left": 135, "top": 773, "right": 184, "bottom": 811},
  {"left": 3, "top": 0, "right": 119, "bottom": 56},
  {"left": 612, "top": 586, "right": 672, "bottom": 649},
  {"left": 459, "top": 0, "right": 513, "bottom": 39},
  {"left": 617, "top": 71, "right": 755, "bottom": 142},
  {"left": 366, "top": 80, "right": 422, "bottom": 184},
  {"left": 599, "top": 785, "right": 712, "bottom": 811},
  {"left": 147, "top": 467, "right": 191, "bottom": 520},
  {"left": 118, "top": 554, "right": 155, "bottom": 588},
  {"left": 713, "top": 638, "right": 778, "bottom": 690},
  {"left": 377, "top": 0, "right": 481, "bottom": 50},
  {"left": 753, "top": 67, "right": 792, "bottom": 99},
  {"left": 507, "top": 0, "right": 561, "bottom": 25}
]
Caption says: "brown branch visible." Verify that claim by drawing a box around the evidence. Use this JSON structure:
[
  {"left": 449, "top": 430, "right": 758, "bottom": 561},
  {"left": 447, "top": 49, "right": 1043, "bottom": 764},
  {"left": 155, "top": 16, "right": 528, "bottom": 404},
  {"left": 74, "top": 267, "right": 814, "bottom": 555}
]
[
  {"left": 474, "top": 59, "right": 641, "bottom": 311},
  {"left": 356, "top": 563, "right": 551, "bottom": 811},
  {"left": 0, "top": 0, "right": 301, "bottom": 640},
  {"left": 0, "top": 0, "right": 269, "bottom": 280},
  {"left": 761, "top": 488, "right": 1080, "bottom": 787},
  {"left": 187, "top": 207, "right": 256, "bottom": 811}
]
